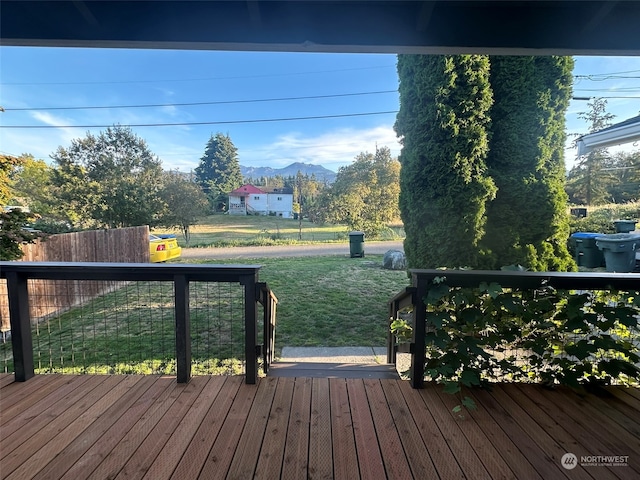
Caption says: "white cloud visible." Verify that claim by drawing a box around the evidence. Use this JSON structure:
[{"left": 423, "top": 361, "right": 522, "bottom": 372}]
[
  {"left": 240, "top": 125, "right": 402, "bottom": 171},
  {"left": 0, "top": 112, "right": 88, "bottom": 161}
]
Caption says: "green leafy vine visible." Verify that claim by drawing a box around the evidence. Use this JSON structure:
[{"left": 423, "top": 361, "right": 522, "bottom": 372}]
[{"left": 391, "top": 277, "right": 640, "bottom": 412}]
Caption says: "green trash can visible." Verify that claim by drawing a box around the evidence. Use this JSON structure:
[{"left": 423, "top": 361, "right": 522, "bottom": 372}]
[
  {"left": 349, "top": 231, "right": 365, "bottom": 258},
  {"left": 614, "top": 220, "right": 637, "bottom": 233},
  {"left": 595, "top": 233, "right": 640, "bottom": 272},
  {"left": 570, "top": 232, "right": 605, "bottom": 268}
]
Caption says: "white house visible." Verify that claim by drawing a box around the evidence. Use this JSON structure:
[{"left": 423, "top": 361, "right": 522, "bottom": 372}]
[{"left": 228, "top": 184, "right": 294, "bottom": 218}]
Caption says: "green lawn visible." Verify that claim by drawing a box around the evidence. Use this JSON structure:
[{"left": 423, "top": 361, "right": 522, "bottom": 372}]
[
  {"left": 238, "top": 255, "right": 411, "bottom": 350},
  {"left": 153, "top": 214, "right": 404, "bottom": 247},
  {"left": 0, "top": 255, "right": 410, "bottom": 374}
]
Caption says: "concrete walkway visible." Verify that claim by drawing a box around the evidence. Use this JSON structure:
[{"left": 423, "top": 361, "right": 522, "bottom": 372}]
[{"left": 279, "top": 346, "right": 389, "bottom": 363}]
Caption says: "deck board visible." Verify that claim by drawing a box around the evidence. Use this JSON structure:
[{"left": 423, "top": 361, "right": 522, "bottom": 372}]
[
  {"left": 347, "top": 379, "right": 387, "bottom": 479},
  {"left": 254, "top": 376, "right": 295, "bottom": 480},
  {"left": 329, "top": 378, "right": 359, "bottom": 479},
  {"left": 363, "top": 378, "right": 414, "bottom": 479},
  {"left": 281, "top": 377, "right": 312, "bottom": 480},
  {"left": 420, "top": 385, "right": 492, "bottom": 480},
  {"left": 1, "top": 373, "right": 639, "bottom": 479},
  {"left": 308, "top": 377, "right": 333, "bottom": 480},
  {"left": 170, "top": 376, "right": 242, "bottom": 480}
]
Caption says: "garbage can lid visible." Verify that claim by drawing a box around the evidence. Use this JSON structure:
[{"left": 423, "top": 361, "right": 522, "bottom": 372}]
[
  {"left": 571, "top": 232, "right": 601, "bottom": 239},
  {"left": 348, "top": 231, "right": 365, "bottom": 236},
  {"left": 595, "top": 233, "right": 640, "bottom": 242}
]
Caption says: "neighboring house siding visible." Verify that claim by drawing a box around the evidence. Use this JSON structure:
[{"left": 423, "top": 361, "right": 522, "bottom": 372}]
[
  {"left": 249, "top": 194, "right": 269, "bottom": 214},
  {"left": 268, "top": 194, "right": 294, "bottom": 218},
  {"left": 228, "top": 184, "right": 294, "bottom": 217}
]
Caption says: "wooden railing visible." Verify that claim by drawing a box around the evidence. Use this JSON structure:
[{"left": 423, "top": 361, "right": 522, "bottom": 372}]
[
  {"left": 0, "top": 262, "right": 277, "bottom": 385},
  {"left": 258, "top": 282, "right": 278, "bottom": 373},
  {"left": 389, "top": 269, "right": 640, "bottom": 388}
]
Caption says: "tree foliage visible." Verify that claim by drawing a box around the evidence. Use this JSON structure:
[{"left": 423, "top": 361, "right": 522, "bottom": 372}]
[
  {"left": 394, "top": 54, "right": 496, "bottom": 269},
  {"left": 0, "top": 209, "right": 42, "bottom": 260},
  {"left": 481, "top": 56, "right": 575, "bottom": 271},
  {"left": 195, "top": 132, "right": 243, "bottom": 211},
  {"left": 0, "top": 155, "right": 43, "bottom": 260},
  {"left": 0, "top": 154, "right": 22, "bottom": 205},
  {"left": 319, "top": 147, "right": 400, "bottom": 237},
  {"left": 565, "top": 98, "right": 622, "bottom": 206},
  {"left": 50, "top": 126, "right": 164, "bottom": 228},
  {"left": 9, "top": 154, "right": 56, "bottom": 216},
  {"left": 157, "top": 172, "right": 209, "bottom": 245}
]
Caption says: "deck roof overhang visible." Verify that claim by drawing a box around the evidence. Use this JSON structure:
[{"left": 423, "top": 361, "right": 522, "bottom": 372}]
[
  {"left": 576, "top": 115, "right": 640, "bottom": 156},
  {"left": 2, "top": 1, "right": 640, "bottom": 56}
]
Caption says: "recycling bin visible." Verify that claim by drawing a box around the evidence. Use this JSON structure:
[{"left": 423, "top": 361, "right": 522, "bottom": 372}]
[
  {"left": 595, "top": 233, "right": 640, "bottom": 272},
  {"left": 349, "top": 231, "right": 365, "bottom": 258},
  {"left": 569, "top": 232, "right": 605, "bottom": 268}
]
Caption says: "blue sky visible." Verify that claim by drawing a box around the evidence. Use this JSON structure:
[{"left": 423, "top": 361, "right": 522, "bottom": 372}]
[{"left": 1, "top": 47, "right": 639, "bottom": 173}]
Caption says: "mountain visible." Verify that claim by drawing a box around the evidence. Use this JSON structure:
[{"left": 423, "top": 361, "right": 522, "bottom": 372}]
[{"left": 241, "top": 162, "right": 336, "bottom": 183}]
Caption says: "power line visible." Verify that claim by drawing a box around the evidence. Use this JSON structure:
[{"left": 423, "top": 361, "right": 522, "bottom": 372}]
[
  {"left": 572, "top": 95, "right": 640, "bottom": 100},
  {"left": 3, "top": 90, "right": 397, "bottom": 112},
  {"left": 575, "top": 75, "right": 640, "bottom": 81},
  {"left": 1, "top": 110, "right": 399, "bottom": 129},
  {"left": 577, "top": 68, "right": 640, "bottom": 76},
  {"left": 574, "top": 87, "right": 640, "bottom": 92}
]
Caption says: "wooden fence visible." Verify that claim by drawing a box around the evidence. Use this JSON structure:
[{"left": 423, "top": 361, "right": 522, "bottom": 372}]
[{"left": 0, "top": 226, "right": 149, "bottom": 331}]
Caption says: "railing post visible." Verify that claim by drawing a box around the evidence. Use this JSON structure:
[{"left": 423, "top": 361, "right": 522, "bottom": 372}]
[
  {"left": 7, "top": 271, "right": 34, "bottom": 382},
  {"left": 410, "top": 273, "right": 427, "bottom": 389},
  {"left": 242, "top": 275, "right": 259, "bottom": 384},
  {"left": 387, "top": 299, "right": 397, "bottom": 364},
  {"left": 174, "top": 274, "right": 191, "bottom": 383}
]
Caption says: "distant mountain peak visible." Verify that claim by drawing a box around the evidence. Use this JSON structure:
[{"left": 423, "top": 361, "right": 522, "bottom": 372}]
[{"left": 241, "top": 162, "right": 336, "bottom": 183}]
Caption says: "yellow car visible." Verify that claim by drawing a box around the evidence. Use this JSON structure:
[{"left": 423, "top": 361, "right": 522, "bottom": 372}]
[{"left": 149, "top": 234, "right": 182, "bottom": 262}]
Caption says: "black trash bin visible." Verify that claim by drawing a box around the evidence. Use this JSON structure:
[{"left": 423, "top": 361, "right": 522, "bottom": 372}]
[
  {"left": 569, "top": 232, "right": 605, "bottom": 268},
  {"left": 349, "top": 231, "right": 365, "bottom": 258}
]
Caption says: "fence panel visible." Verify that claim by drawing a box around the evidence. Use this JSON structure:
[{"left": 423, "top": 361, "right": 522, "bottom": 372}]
[{"left": 0, "top": 226, "right": 149, "bottom": 332}]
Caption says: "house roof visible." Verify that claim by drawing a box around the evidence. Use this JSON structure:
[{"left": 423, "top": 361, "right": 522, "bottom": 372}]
[
  {"left": 2, "top": 1, "right": 640, "bottom": 55},
  {"left": 230, "top": 184, "right": 265, "bottom": 195},
  {"left": 576, "top": 115, "right": 640, "bottom": 156},
  {"left": 261, "top": 187, "right": 294, "bottom": 195}
]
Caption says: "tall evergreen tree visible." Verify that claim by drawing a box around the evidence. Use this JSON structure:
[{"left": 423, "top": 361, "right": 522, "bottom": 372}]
[
  {"left": 565, "top": 98, "right": 616, "bottom": 206},
  {"left": 394, "top": 54, "right": 495, "bottom": 269},
  {"left": 195, "top": 133, "right": 243, "bottom": 211},
  {"left": 481, "top": 56, "right": 575, "bottom": 271}
]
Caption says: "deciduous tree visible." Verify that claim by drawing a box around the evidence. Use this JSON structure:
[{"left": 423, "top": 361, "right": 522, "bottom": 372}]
[
  {"left": 9, "top": 154, "right": 56, "bottom": 216},
  {"left": 51, "top": 125, "right": 164, "bottom": 228},
  {"left": 321, "top": 146, "right": 400, "bottom": 237},
  {"left": 157, "top": 171, "right": 209, "bottom": 245}
]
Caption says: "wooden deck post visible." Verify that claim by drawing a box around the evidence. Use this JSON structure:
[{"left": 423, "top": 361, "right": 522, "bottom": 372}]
[
  {"left": 242, "top": 274, "right": 259, "bottom": 384},
  {"left": 174, "top": 274, "right": 191, "bottom": 383},
  {"left": 410, "top": 273, "right": 427, "bottom": 388},
  {"left": 6, "top": 271, "right": 34, "bottom": 382}
]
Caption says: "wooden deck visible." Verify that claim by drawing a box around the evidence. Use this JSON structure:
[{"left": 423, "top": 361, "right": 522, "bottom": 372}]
[{"left": 1, "top": 373, "right": 639, "bottom": 479}]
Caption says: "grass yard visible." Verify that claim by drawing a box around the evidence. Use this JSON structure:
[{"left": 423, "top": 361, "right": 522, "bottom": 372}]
[
  {"left": 153, "top": 214, "right": 404, "bottom": 247},
  {"left": 190, "top": 255, "right": 412, "bottom": 352},
  {"left": 0, "top": 255, "right": 410, "bottom": 374}
]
